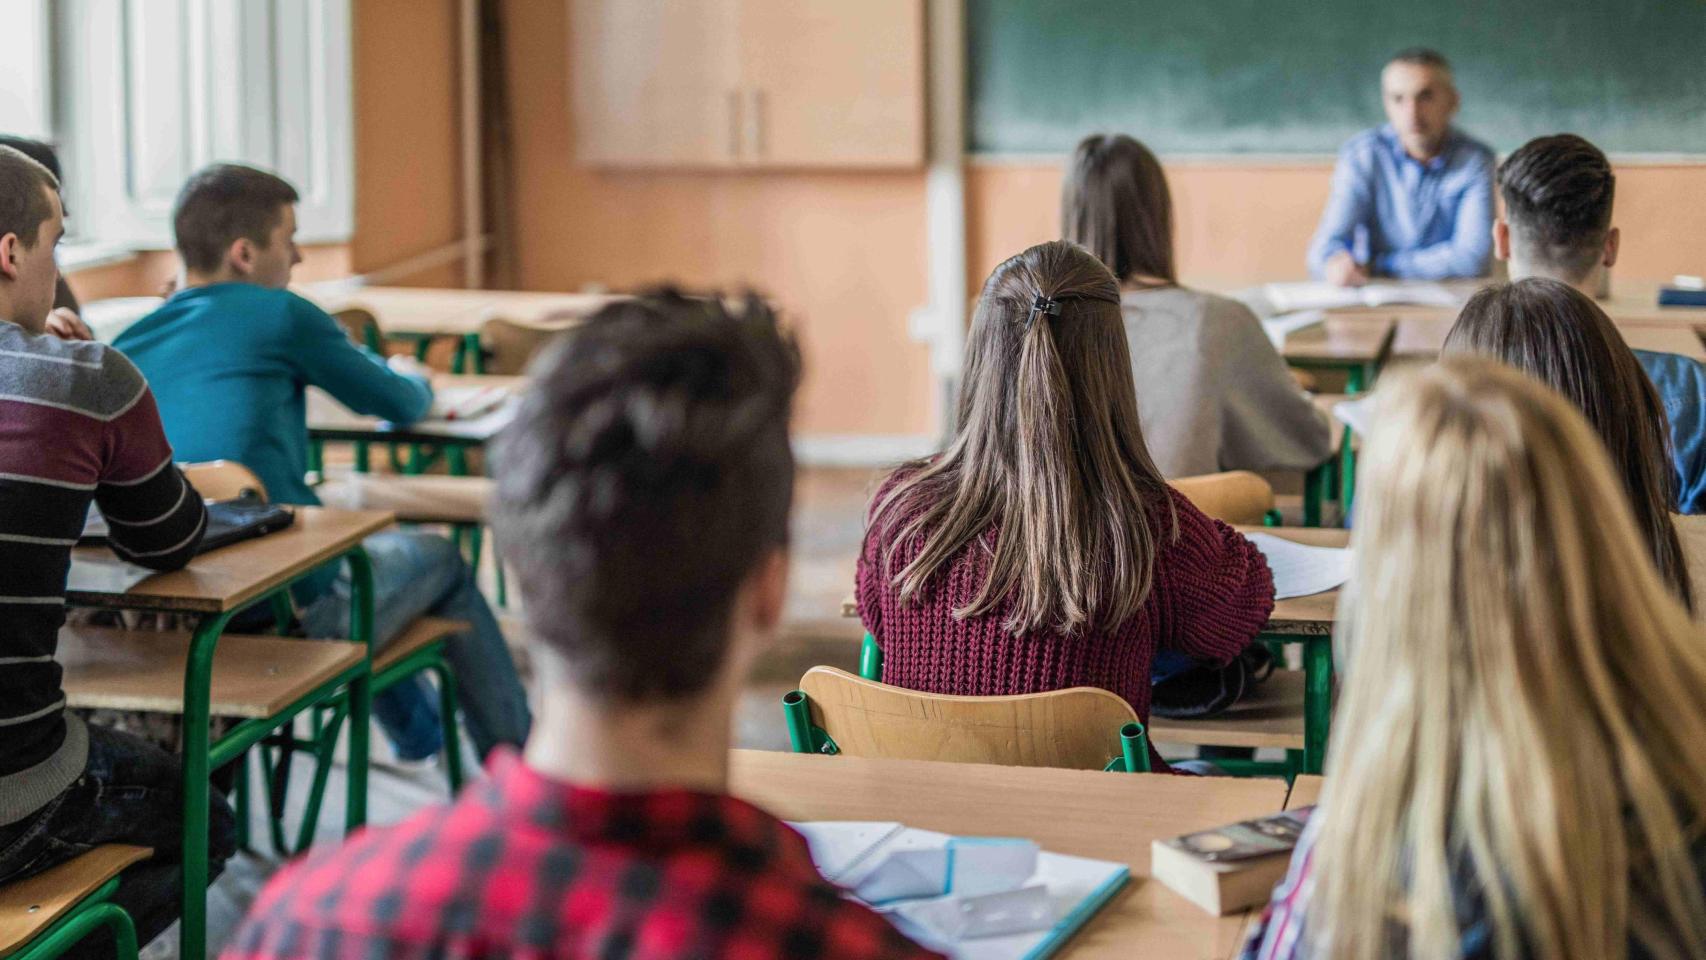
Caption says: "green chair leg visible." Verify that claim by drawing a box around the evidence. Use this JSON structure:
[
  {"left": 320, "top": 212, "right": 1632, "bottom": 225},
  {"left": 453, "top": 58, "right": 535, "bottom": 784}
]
[
  {"left": 308, "top": 439, "right": 324, "bottom": 476},
  {"left": 353, "top": 441, "right": 371, "bottom": 474},
  {"left": 780, "top": 690, "right": 838, "bottom": 755},
  {"left": 1119, "top": 721, "right": 1151, "bottom": 773},
  {"left": 233, "top": 751, "right": 252, "bottom": 852},
  {"left": 859, "top": 632, "right": 883, "bottom": 681},
  {"left": 1303, "top": 462, "right": 1330, "bottom": 527},
  {"left": 1337, "top": 426, "right": 1357, "bottom": 520},
  {"left": 427, "top": 659, "right": 466, "bottom": 792},
  {"left": 1302, "top": 636, "right": 1333, "bottom": 774}
]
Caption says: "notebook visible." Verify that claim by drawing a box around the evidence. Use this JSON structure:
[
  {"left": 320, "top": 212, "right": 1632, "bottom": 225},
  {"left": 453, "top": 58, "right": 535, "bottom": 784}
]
[
  {"left": 1264, "top": 281, "right": 1462, "bottom": 313},
  {"left": 1245, "top": 533, "right": 1352, "bottom": 599},
  {"left": 429, "top": 384, "right": 511, "bottom": 421},
  {"left": 81, "top": 497, "right": 296, "bottom": 554},
  {"left": 792, "top": 821, "right": 1129, "bottom": 960}
]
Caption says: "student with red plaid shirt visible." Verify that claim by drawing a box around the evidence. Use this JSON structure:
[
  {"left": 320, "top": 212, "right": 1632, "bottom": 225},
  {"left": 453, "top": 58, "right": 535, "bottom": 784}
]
[{"left": 223, "top": 292, "right": 941, "bottom": 960}]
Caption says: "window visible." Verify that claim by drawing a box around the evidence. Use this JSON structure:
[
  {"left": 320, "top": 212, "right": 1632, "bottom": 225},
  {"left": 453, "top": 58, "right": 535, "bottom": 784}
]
[
  {"left": 44, "top": 0, "right": 354, "bottom": 248},
  {"left": 0, "top": 0, "right": 53, "bottom": 141}
]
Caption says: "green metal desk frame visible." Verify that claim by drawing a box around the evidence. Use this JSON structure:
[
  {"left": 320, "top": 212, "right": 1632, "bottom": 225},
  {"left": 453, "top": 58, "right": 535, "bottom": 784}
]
[
  {"left": 69, "top": 547, "right": 377, "bottom": 960},
  {"left": 3, "top": 876, "right": 137, "bottom": 960}
]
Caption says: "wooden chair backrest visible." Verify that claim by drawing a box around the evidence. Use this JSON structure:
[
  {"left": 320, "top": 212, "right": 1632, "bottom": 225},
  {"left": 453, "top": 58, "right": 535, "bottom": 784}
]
[
  {"left": 479, "top": 315, "right": 571, "bottom": 375},
  {"left": 1171, "top": 471, "right": 1275, "bottom": 525},
  {"left": 0, "top": 844, "right": 150, "bottom": 954},
  {"left": 333, "top": 307, "right": 382, "bottom": 353},
  {"left": 798, "top": 666, "right": 1138, "bottom": 771},
  {"left": 180, "top": 461, "right": 269, "bottom": 503}
]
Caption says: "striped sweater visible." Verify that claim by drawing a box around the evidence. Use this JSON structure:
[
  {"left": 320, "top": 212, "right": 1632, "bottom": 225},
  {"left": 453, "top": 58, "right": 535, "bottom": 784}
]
[{"left": 0, "top": 322, "right": 206, "bottom": 824}]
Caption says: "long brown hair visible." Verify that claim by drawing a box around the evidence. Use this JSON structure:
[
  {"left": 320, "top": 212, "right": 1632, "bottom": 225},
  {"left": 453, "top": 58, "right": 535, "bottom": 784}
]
[
  {"left": 870, "top": 240, "right": 1174, "bottom": 635},
  {"left": 1442, "top": 277, "right": 1692, "bottom": 610},
  {"left": 1316, "top": 357, "right": 1706, "bottom": 960},
  {"left": 1061, "top": 134, "right": 1177, "bottom": 286}
]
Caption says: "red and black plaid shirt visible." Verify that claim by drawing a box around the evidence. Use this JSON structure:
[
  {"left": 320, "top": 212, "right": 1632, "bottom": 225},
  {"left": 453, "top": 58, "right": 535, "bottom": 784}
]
[{"left": 223, "top": 749, "right": 943, "bottom": 960}]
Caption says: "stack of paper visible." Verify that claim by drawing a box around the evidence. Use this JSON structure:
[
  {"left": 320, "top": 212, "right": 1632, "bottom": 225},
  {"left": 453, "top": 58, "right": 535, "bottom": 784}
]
[
  {"left": 1245, "top": 533, "right": 1353, "bottom": 599},
  {"left": 1263, "top": 281, "right": 1463, "bottom": 313},
  {"left": 793, "top": 821, "right": 1129, "bottom": 960}
]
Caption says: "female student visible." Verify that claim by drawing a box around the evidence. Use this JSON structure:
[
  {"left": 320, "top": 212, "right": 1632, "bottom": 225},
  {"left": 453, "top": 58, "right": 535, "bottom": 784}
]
[
  {"left": 856, "top": 240, "right": 1275, "bottom": 770},
  {"left": 1062, "top": 133, "right": 1332, "bottom": 478},
  {"left": 1243, "top": 357, "right": 1706, "bottom": 960},
  {"left": 1441, "top": 278, "right": 1693, "bottom": 610}
]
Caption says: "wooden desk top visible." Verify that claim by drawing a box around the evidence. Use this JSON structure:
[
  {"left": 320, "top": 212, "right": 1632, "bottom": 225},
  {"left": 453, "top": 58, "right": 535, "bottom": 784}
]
[
  {"left": 1394, "top": 312, "right": 1706, "bottom": 361},
  {"left": 66, "top": 507, "right": 393, "bottom": 614},
  {"left": 307, "top": 285, "right": 619, "bottom": 337},
  {"left": 839, "top": 526, "right": 1347, "bottom": 637},
  {"left": 728, "top": 750, "right": 1288, "bottom": 959},
  {"left": 1286, "top": 775, "right": 1325, "bottom": 810},
  {"left": 1280, "top": 316, "right": 1394, "bottom": 366},
  {"left": 1236, "top": 526, "right": 1348, "bottom": 636},
  {"left": 307, "top": 374, "right": 525, "bottom": 444}
]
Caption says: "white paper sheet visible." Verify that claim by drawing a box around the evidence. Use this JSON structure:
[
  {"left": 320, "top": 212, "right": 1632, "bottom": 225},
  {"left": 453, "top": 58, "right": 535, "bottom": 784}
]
[
  {"left": 1263, "top": 281, "right": 1463, "bottom": 313},
  {"left": 1332, "top": 395, "right": 1374, "bottom": 437},
  {"left": 1247, "top": 532, "right": 1353, "bottom": 599}
]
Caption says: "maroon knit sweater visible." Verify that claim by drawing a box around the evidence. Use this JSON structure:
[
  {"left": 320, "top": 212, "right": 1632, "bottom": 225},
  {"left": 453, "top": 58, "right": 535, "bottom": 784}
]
[{"left": 856, "top": 480, "right": 1275, "bottom": 771}]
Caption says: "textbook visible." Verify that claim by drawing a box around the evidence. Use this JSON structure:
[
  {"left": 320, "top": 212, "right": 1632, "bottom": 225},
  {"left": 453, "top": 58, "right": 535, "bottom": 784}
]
[
  {"left": 429, "top": 384, "right": 510, "bottom": 421},
  {"left": 792, "top": 821, "right": 1129, "bottom": 959},
  {"left": 1263, "top": 281, "right": 1462, "bottom": 313},
  {"left": 1150, "top": 808, "right": 1313, "bottom": 916},
  {"left": 1658, "top": 287, "right": 1706, "bottom": 308}
]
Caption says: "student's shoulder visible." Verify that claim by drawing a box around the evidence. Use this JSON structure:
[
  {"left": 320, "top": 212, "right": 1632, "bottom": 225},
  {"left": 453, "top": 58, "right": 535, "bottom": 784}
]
[{"left": 0, "top": 325, "right": 151, "bottom": 417}]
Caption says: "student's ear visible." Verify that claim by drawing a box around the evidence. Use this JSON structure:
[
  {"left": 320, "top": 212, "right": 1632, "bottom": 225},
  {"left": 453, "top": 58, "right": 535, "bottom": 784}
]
[
  {"left": 1603, "top": 226, "right": 1621, "bottom": 269},
  {"left": 0, "top": 233, "right": 18, "bottom": 281},
  {"left": 226, "top": 237, "right": 257, "bottom": 278},
  {"left": 1492, "top": 219, "right": 1511, "bottom": 262}
]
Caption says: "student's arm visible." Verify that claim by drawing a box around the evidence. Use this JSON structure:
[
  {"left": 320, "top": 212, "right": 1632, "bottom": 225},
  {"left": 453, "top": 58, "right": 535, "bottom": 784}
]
[
  {"left": 1373, "top": 151, "right": 1494, "bottom": 280},
  {"left": 1306, "top": 144, "right": 1375, "bottom": 278},
  {"left": 95, "top": 358, "right": 207, "bottom": 571},
  {"left": 1216, "top": 301, "right": 1335, "bottom": 472},
  {"left": 1156, "top": 490, "right": 1275, "bottom": 664},
  {"left": 285, "top": 294, "right": 433, "bottom": 425}
]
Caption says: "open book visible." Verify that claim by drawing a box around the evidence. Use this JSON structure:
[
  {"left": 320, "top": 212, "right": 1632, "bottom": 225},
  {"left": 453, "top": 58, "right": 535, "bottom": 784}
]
[
  {"left": 429, "top": 384, "right": 511, "bottom": 421},
  {"left": 792, "top": 821, "right": 1128, "bottom": 960},
  {"left": 1264, "top": 281, "right": 1462, "bottom": 313}
]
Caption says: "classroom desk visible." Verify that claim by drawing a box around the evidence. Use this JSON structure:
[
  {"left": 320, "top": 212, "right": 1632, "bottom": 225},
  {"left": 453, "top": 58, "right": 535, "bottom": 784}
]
[
  {"left": 728, "top": 749, "right": 1288, "bottom": 959},
  {"left": 1286, "top": 775, "right": 1325, "bottom": 810},
  {"left": 1391, "top": 312, "right": 1706, "bottom": 361},
  {"left": 306, "top": 374, "right": 526, "bottom": 450},
  {"left": 1240, "top": 278, "right": 1706, "bottom": 332},
  {"left": 66, "top": 507, "right": 393, "bottom": 959},
  {"left": 306, "top": 285, "right": 617, "bottom": 338},
  {"left": 1278, "top": 317, "right": 1396, "bottom": 393}
]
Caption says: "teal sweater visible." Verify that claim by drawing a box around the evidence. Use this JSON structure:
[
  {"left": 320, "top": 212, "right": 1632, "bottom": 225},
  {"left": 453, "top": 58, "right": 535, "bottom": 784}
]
[{"left": 116, "top": 284, "right": 431, "bottom": 592}]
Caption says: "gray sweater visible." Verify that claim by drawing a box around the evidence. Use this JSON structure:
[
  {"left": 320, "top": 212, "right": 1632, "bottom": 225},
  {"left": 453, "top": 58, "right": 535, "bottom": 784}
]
[{"left": 1122, "top": 286, "right": 1333, "bottom": 478}]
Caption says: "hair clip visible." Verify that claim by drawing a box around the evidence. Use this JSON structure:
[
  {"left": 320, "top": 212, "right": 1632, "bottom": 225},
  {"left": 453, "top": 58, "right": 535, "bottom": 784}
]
[{"left": 1032, "top": 295, "right": 1063, "bottom": 317}]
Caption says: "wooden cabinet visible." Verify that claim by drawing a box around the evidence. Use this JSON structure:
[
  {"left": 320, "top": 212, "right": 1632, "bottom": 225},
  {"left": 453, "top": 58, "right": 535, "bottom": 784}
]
[{"left": 569, "top": 0, "right": 924, "bottom": 169}]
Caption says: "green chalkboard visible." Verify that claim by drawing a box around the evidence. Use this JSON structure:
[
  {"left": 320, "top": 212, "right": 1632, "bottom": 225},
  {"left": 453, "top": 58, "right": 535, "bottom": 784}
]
[{"left": 969, "top": 0, "right": 1706, "bottom": 155}]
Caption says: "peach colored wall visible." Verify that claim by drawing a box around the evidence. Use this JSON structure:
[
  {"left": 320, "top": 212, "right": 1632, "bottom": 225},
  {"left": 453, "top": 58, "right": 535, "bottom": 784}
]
[
  {"left": 500, "top": 0, "right": 934, "bottom": 437},
  {"left": 66, "top": 244, "right": 353, "bottom": 302},
  {"left": 969, "top": 159, "right": 1706, "bottom": 290}
]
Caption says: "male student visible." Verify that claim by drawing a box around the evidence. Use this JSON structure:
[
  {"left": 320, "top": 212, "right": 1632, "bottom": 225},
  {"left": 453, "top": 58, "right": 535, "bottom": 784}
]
[
  {"left": 1495, "top": 133, "right": 1706, "bottom": 513},
  {"left": 115, "top": 163, "right": 530, "bottom": 765},
  {"left": 0, "top": 134, "right": 94, "bottom": 340},
  {"left": 1307, "top": 48, "right": 1494, "bottom": 284},
  {"left": 222, "top": 293, "right": 941, "bottom": 960},
  {"left": 0, "top": 145, "right": 233, "bottom": 955}
]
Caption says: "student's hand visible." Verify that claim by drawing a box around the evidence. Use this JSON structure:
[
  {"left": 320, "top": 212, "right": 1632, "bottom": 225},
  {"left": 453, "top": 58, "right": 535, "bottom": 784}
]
[
  {"left": 45, "top": 307, "right": 94, "bottom": 341},
  {"left": 1325, "top": 251, "right": 1369, "bottom": 287},
  {"left": 386, "top": 354, "right": 434, "bottom": 381}
]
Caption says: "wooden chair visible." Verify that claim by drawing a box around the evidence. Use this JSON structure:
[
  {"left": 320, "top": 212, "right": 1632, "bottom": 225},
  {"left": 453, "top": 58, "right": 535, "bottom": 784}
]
[
  {"left": 315, "top": 473, "right": 498, "bottom": 600},
  {"left": 332, "top": 307, "right": 384, "bottom": 354},
  {"left": 0, "top": 846, "right": 149, "bottom": 960},
  {"left": 1172, "top": 471, "right": 1276, "bottom": 526},
  {"left": 782, "top": 666, "right": 1151, "bottom": 773},
  {"left": 475, "top": 315, "right": 572, "bottom": 375}
]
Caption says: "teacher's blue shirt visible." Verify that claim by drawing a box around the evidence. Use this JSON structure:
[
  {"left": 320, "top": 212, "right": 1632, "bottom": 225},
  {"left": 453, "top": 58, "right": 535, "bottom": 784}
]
[
  {"left": 1635, "top": 349, "right": 1706, "bottom": 515},
  {"left": 1307, "top": 124, "right": 1495, "bottom": 281}
]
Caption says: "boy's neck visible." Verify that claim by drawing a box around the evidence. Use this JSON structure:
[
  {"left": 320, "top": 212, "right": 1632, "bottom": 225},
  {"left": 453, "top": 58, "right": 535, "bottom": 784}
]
[
  {"left": 1510, "top": 258, "right": 1598, "bottom": 300},
  {"left": 522, "top": 679, "right": 736, "bottom": 795}
]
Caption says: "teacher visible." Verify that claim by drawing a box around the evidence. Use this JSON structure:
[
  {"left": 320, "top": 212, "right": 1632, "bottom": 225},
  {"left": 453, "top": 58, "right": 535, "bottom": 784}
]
[{"left": 1307, "top": 48, "right": 1494, "bottom": 285}]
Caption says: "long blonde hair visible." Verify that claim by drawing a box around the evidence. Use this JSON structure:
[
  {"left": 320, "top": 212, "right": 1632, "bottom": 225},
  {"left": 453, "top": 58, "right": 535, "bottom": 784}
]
[
  {"left": 870, "top": 240, "right": 1173, "bottom": 635},
  {"left": 1313, "top": 356, "right": 1706, "bottom": 960}
]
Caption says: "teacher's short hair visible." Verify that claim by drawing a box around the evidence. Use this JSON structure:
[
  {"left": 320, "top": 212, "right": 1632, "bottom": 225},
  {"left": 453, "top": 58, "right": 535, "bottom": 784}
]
[{"left": 1387, "top": 48, "right": 1452, "bottom": 73}]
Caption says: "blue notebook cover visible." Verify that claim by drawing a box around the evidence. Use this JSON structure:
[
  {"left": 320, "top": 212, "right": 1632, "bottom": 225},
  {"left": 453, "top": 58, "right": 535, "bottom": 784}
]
[{"left": 1658, "top": 287, "right": 1706, "bottom": 307}]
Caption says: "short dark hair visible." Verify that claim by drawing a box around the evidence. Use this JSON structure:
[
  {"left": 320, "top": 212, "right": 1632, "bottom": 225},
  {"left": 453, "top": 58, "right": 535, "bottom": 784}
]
[
  {"left": 1498, "top": 134, "right": 1614, "bottom": 283},
  {"left": 489, "top": 290, "right": 800, "bottom": 703},
  {"left": 172, "top": 163, "right": 299, "bottom": 274},
  {"left": 1388, "top": 47, "right": 1452, "bottom": 73},
  {"left": 1062, "top": 134, "right": 1176, "bottom": 285},
  {"left": 0, "top": 136, "right": 62, "bottom": 180},
  {"left": 0, "top": 145, "right": 60, "bottom": 249}
]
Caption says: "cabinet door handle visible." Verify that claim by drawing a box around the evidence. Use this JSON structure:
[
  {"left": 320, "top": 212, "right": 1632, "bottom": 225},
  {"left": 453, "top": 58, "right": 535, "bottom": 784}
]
[
  {"left": 727, "top": 89, "right": 742, "bottom": 160},
  {"left": 749, "top": 89, "right": 766, "bottom": 159}
]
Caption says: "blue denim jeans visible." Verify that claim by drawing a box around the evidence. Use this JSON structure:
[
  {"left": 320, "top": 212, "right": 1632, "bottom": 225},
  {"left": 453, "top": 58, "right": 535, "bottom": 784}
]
[
  {"left": 299, "top": 530, "right": 531, "bottom": 762},
  {"left": 0, "top": 724, "right": 237, "bottom": 957}
]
